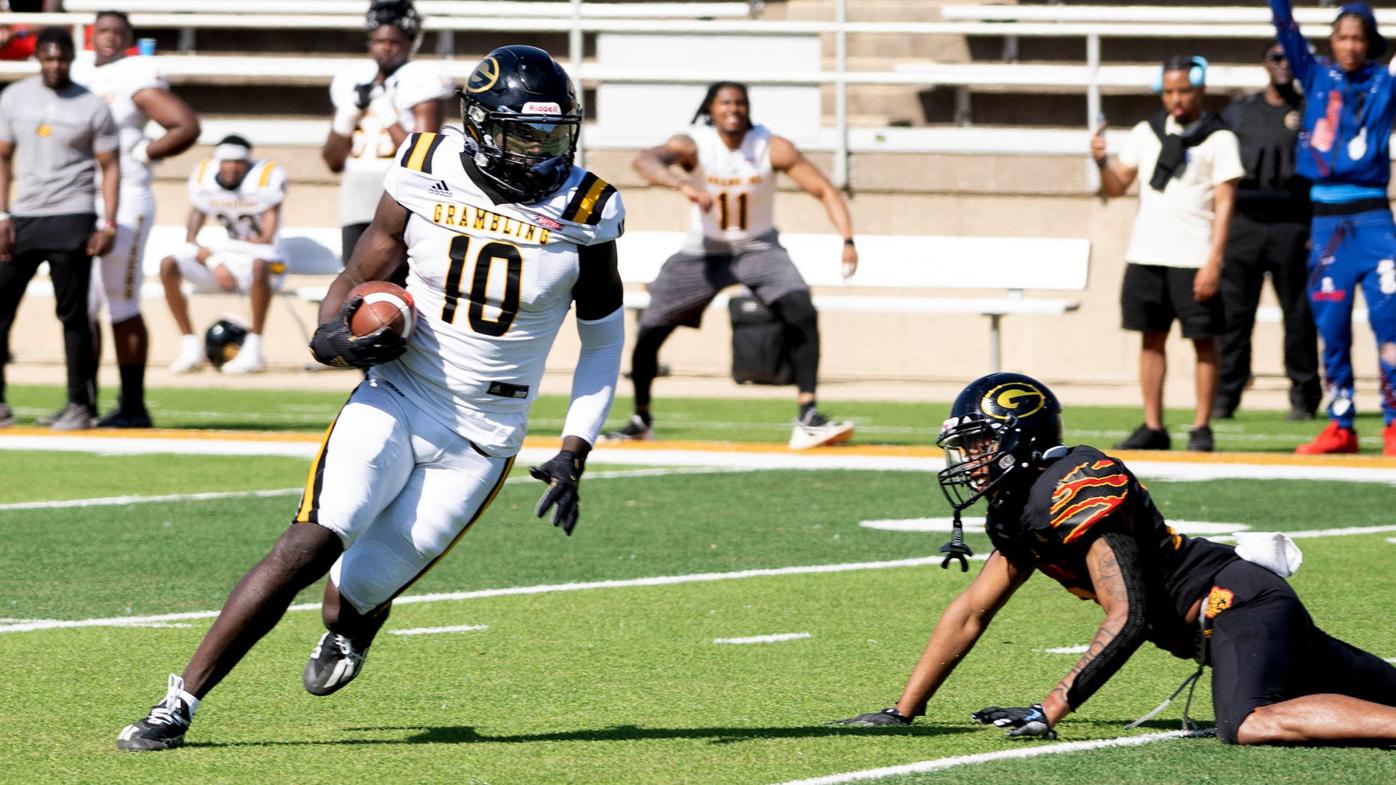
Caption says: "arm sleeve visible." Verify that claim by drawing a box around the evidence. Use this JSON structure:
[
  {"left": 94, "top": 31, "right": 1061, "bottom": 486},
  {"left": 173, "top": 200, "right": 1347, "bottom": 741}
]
[
  {"left": 562, "top": 307, "right": 624, "bottom": 445},
  {"left": 1269, "top": 0, "right": 1316, "bottom": 86},
  {"left": 1064, "top": 531, "right": 1150, "bottom": 710},
  {"left": 1210, "top": 130, "right": 1246, "bottom": 185}
]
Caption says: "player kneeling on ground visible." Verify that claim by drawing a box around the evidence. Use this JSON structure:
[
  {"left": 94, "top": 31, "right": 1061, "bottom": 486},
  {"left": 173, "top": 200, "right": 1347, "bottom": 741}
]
[
  {"left": 161, "top": 135, "right": 286, "bottom": 375},
  {"left": 117, "top": 45, "right": 625, "bottom": 751},
  {"left": 835, "top": 372, "right": 1396, "bottom": 745}
]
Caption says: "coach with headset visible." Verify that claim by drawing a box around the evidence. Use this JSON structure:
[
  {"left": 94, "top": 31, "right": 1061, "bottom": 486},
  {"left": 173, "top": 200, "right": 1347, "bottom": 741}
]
[{"left": 1091, "top": 54, "right": 1244, "bottom": 453}]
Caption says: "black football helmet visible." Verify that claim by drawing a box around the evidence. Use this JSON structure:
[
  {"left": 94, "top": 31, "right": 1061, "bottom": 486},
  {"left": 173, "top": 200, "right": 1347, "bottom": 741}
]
[
  {"left": 205, "top": 318, "right": 249, "bottom": 370},
  {"left": 365, "top": 0, "right": 423, "bottom": 49},
  {"left": 937, "top": 372, "right": 1063, "bottom": 512},
  {"left": 459, "top": 45, "right": 582, "bottom": 204}
]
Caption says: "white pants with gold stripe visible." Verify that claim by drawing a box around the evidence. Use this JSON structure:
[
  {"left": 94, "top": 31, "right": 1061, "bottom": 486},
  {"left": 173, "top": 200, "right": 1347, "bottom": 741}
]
[{"left": 296, "top": 378, "right": 515, "bottom": 614}]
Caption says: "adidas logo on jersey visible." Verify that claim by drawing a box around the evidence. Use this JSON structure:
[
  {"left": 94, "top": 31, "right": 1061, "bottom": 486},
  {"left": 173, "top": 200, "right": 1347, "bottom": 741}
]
[{"left": 428, "top": 180, "right": 452, "bottom": 197}]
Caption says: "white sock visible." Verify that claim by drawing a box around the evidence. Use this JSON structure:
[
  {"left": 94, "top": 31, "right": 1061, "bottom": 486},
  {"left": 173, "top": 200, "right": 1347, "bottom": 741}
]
[
  {"left": 240, "top": 332, "right": 262, "bottom": 358},
  {"left": 179, "top": 334, "right": 201, "bottom": 357}
]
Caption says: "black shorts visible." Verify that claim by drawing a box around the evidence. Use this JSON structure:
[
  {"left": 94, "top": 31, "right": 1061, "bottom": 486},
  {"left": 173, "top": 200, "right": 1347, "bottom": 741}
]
[
  {"left": 1206, "top": 560, "right": 1396, "bottom": 743},
  {"left": 1120, "top": 263, "right": 1225, "bottom": 339}
]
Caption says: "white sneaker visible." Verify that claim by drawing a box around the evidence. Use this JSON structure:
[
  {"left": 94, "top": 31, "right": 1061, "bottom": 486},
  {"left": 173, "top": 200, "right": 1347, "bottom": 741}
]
[
  {"left": 220, "top": 350, "right": 266, "bottom": 375},
  {"left": 789, "top": 409, "right": 855, "bottom": 450},
  {"left": 168, "top": 336, "right": 206, "bottom": 374}
]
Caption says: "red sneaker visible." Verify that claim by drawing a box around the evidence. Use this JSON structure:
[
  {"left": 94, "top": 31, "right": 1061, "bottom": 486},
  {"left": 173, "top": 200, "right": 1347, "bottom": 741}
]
[
  {"left": 1295, "top": 422, "right": 1359, "bottom": 455},
  {"left": 1384, "top": 423, "right": 1396, "bottom": 457}
]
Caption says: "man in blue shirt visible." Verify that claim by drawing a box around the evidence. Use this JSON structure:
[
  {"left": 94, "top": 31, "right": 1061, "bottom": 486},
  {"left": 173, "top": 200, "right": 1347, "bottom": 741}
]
[{"left": 1270, "top": 0, "right": 1396, "bottom": 456}]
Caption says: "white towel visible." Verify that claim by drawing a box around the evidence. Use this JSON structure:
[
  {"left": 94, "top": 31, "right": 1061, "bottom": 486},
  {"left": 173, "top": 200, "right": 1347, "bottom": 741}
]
[{"left": 1234, "top": 532, "right": 1303, "bottom": 578}]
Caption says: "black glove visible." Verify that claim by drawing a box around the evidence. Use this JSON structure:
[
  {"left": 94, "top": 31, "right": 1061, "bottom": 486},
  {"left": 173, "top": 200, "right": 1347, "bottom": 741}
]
[
  {"left": 353, "top": 82, "right": 376, "bottom": 110},
  {"left": 831, "top": 707, "right": 911, "bottom": 727},
  {"left": 309, "top": 296, "right": 407, "bottom": 369},
  {"left": 529, "top": 450, "right": 584, "bottom": 535},
  {"left": 970, "top": 704, "right": 1057, "bottom": 739}
]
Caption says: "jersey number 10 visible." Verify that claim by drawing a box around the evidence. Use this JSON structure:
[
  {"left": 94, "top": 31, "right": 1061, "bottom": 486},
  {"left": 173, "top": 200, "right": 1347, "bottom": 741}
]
[{"left": 441, "top": 234, "right": 523, "bottom": 337}]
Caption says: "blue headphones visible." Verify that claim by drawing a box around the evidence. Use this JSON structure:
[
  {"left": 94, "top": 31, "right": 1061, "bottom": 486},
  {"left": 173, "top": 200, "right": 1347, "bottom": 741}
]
[{"left": 1151, "top": 56, "right": 1208, "bottom": 93}]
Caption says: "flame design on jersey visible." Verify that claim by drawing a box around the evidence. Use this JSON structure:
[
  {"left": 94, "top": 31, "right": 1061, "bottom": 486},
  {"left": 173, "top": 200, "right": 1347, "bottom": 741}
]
[{"left": 1049, "top": 465, "right": 1130, "bottom": 544}]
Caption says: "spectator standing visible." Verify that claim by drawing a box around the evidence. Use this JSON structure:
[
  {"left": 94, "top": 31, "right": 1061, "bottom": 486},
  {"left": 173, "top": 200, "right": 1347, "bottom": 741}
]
[
  {"left": 322, "top": 0, "right": 451, "bottom": 279},
  {"left": 160, "top": 136, "right": 286, "bottom": 375},
  {"left": 0, "top": 27, "right": 118, "bottom": 429},
  {"left": 1092, "top": 55, "right": 1244, "bottom": 452},
  {"left": 0, "top": 1, "right": 62, "bottom": 61},
  {"left": 1216, "top": 43, "right": 1321, "bottom": 422},
  {"left": 1269, "top": 0, "right": 1396, "bottom": 456},
  {"left": 70, "top": 10, "right": 200, "bottom": 428}
]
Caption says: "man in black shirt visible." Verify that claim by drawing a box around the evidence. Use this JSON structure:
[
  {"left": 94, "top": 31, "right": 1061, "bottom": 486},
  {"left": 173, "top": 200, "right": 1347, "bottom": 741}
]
[
  {"left": 1216, "top": 43, "right": 1321, "bottom": 420},
  {"left": 835, "top": 372, "right": 1396, "bottom": 744}
]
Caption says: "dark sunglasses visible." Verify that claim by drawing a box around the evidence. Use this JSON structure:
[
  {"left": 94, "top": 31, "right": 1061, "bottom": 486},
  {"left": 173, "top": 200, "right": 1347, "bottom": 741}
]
[{"left": 1266, "top": 52, "right": 1287, "bottom": 62}]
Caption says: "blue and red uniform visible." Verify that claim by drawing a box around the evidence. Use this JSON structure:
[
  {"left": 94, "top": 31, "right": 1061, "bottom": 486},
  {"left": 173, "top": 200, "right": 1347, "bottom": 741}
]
[{"left": 1271, "top": 0, "right": 1396, "bottom": 431}]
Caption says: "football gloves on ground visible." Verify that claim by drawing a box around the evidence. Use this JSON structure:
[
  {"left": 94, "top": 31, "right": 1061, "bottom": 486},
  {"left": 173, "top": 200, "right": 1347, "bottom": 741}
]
[
  {"left": 970, "top": 704, "right": 1057, "bottom": 739},
  {"left": 831, "top": 707, "right": 911, "bottom": 727},
  {"left": 530, "top": 450, "right": 584, "bottom": 536},
  {"left": 309, "top": 295, "right": 407, "bottom": 369}
]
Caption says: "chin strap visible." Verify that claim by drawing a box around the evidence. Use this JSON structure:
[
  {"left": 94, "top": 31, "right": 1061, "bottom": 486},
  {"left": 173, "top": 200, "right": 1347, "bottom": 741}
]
[{"left": 939, "top": 509, "right": 974, "bottom": 572}]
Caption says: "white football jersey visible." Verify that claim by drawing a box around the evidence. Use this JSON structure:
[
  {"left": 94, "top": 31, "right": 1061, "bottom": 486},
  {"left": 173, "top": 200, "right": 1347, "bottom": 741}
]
[
  {"left": 685, "top": 123, "right": 777, "bottom": 248},
  {"left": 187, "top": 159, "right": 287, "bottom": 243},
  {"left": 330, "top": 59, "right": 455, "bottom": 227},
  {"left": 376, "top": 127, "right": 625, "bottom": 456},
  {"left": 70, "top": 52, "right": 166, "bottom": 192}
]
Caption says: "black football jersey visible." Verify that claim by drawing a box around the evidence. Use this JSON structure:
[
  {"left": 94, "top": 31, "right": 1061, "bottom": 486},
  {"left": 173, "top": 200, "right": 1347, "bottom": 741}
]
[{"left": 985, "top": 446, "right": 1237, "bottom": 658}]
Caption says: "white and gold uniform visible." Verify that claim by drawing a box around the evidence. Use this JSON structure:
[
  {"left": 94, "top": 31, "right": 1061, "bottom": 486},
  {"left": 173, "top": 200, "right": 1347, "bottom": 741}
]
[
  {"left": 329, "top": 59, "right": 454, "bottom": 230},
  {"left": 300, "top": 127, "right": 625, "bottom": 614},
  {"left": 71, "top": 52, "right": 163, "bottom": 323},
  {"left": 684, "top": 122, "right": 777, "bottom": 251},
  {"left": 170, "top": 158, "right": 288, "bottom": 293}
]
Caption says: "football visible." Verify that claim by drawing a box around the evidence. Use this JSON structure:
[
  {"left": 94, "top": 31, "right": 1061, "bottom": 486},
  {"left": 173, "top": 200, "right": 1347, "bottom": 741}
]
[{"left": 347, "top": 281, "right": 415, "bottom": 340}]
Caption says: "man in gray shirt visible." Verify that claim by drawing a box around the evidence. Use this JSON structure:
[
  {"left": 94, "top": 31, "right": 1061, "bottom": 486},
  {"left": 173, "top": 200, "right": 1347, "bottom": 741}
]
[{"left": 0, "top": 27, "right": 119, "bottom": 430}]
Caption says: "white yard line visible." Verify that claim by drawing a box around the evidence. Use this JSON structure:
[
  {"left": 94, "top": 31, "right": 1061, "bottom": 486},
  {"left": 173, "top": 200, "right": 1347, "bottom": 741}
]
[
  {"left": 0, "top": 467, "right": 734, "bottom": 513},
  {"left": 714, "top": 633, "right": 811, "bottom": 645},
  {"left": 1041, "top": 645, "right": 1089, "bottom": 655},
  {"left": 772, "top": 729, "right": 1208, "bottom": 785},
  {"left": 0, "top": 554, "right": 980, "bottom": 635},
  {"left": 388, "top": 624, "right": 488, "bottom": 636}
]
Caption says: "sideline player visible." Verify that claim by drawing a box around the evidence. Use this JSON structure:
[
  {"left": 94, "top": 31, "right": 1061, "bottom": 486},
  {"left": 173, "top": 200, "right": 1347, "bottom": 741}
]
[
  {"left": 322, "top": 0, "right": 451, "bottom": 278},
  {"left": 1268, "top": 1, "right": 1396, "bottom": 456},
  {"left": 608, "top": 81, "right": 858, "bottom": 449},
  {"left": 160, "top": 135, "right": 286, "bottom": 375},
  {"left": 116, "top": 45, "right": 626, "bottom": 751},
  {"left": 71, "top": 9, "right": 200, "bottom": 427},
  {"left": 835, "top": 372, "right": 1396, "bottom": 745}
]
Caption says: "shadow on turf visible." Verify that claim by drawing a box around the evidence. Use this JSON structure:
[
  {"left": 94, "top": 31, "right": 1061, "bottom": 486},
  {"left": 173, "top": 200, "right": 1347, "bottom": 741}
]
[{"left": 186, "top": 722, "right": 977, "bottom": 748}]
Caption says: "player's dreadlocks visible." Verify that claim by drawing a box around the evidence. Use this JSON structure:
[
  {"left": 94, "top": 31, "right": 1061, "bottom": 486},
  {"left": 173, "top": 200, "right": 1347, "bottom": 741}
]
[
  {"left": 365, "top": 0, "right": 424, "bottom": 45},
  {"left": 691, "top": 81, "right": 753, "bottom": 128}
]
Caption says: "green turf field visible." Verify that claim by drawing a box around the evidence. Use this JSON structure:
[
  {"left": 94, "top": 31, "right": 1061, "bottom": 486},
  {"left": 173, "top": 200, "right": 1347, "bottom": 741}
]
[
  {"left": 0, "top": 436, "right": 1393, "bottom": 784},
  {"left": 5, "top": 382, "right": 1391, "bottom": 452}
]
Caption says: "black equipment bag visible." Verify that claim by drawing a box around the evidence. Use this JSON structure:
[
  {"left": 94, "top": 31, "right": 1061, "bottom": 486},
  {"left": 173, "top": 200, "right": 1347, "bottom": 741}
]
[{"left": 729, "top": 293, "right": 793, "bottom": 385}]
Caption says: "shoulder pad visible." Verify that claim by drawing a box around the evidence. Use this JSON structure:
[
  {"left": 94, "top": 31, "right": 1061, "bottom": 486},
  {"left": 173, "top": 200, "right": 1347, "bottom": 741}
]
[
  {"left": 559, "top": 171, "right": 619, "bottom": 227},
  {"left": 398, "top": 131, "right": 446, "bottom": 174},
  {"left": 1042, "top": 454, "right": 1130, "bottom": 545}
]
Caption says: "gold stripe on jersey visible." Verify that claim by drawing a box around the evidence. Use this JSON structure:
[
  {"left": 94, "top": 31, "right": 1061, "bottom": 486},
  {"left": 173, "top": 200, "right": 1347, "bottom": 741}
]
[
  {"left": 368, "top": 455, "right": 516, "bottom": 614},
  {"left": 258, "top": 161, "right": 278, "bottom": 189},
  {"left": 294, "top": 413, "right": 340, "bottom": 524},
  {"left": 196, "top": 158, "right": 210, "bottom": 184},
  {"left": 430, "top": 202, "right": 552, "bottom": 245},
  {"left": 561, "top": 173, "right": 616, "bottom": 225},
  {"left": 403, "top": 132, "right": 438, "bottom": 173}
]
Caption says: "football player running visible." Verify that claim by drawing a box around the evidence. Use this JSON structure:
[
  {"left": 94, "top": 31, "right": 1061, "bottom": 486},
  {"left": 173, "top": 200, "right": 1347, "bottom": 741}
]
[
  {"left": 69, "top": 10, "right": 200, "bottom": 427},
  {"left": 835, "top": 372, "right": 1396, "bottom": 745},
  {"left": 117, "top": 45, "right": 624, "bottom": 752},
  {"left": 323, "top": 0, "right": 452, "bottom": 281},
  {"left": 160, "top": 135, "right": 287, "bottom": 375}
]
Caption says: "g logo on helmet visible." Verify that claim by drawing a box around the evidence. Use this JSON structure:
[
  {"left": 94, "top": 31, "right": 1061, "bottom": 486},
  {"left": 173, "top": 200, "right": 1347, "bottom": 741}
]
[
  {"left": 467, "top": 57, "right": 501, "bottom": 94},
  {"left": 980, "top": 382, "right": 1046, "bottom": 420}
]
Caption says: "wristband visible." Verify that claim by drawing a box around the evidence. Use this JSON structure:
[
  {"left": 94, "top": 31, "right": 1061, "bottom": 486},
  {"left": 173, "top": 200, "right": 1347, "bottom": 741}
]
[
  {"left": 1093, "top": 156, "right": 1108, "bottom": 169},
  {"left": 332, "top": 105, "right": 364, "bottom": 137},
  {"left": 843, "top": 237, "right": 856, "bottom": 247}
]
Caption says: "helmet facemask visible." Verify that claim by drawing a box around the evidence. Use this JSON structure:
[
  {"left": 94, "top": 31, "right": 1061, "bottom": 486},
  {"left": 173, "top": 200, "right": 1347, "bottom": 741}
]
[
  {"left": 462, "top": 95, "right": 579, "bottom": 204},
  {"left": 936, "top": 412, "right": 1023, "bottom": 513}
]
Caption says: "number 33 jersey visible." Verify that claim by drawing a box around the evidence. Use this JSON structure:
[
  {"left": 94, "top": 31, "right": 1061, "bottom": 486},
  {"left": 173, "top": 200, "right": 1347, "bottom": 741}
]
[{"left": 377, "top": 127, "right": 624, "bottom": 456}]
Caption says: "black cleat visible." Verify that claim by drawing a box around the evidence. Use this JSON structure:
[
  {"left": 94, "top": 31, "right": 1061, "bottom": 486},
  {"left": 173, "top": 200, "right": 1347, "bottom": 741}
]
[
  {"left": 303, "top": 632, "right": 368, "bottom": 696},
  {"left": 1114, "top": 423, "right": 1171, "bottom": 450},
  {"left": 46, "top": 402, "right": 95, "bottom": 431},
  {"left": 117, "top": 675, "right": 198, "bottom": 751},
  {"left": 97, "top": 407, "right": 154, "bottom": 429},
  {"left": 1187, "top": 425, "right": 1214, "bottom": 453}
]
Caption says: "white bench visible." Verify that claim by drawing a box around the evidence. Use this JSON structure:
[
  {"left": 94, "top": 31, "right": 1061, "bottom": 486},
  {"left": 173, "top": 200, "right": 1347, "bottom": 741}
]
[
  {"left": 617, "top": 231, "right": 1090, "bottom": 372},
  {"left": 940, "top": 4, "right": 1396, "bottom": 26}
]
